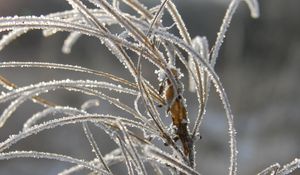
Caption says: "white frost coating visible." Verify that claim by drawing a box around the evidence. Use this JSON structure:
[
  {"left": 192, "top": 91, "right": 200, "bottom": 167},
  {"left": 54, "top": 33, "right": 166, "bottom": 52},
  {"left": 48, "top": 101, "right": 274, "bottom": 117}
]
[
  {"left": 0, "top": 29, "right": 27, "bottom": 51},
  {"left": 257, "top": 163, "right": 280, "bottom": 175},
  {"left": 155, "top": 69, "right": 166, "bottom": 82},
  {"left": 211, "top": 0, "right": 240, "bottom": 68},
  {"left": 257, "top": 158, "right": 300, "bottom": 175},
  {"left": 0, "top": 79, "right": 137, "bottom": 103},
  {"left": 0, "top": 151, "right": 109, "bottom": 174},
  {"left": 65, "top": 0, "right": 103, "bottom": 31},
  {"left": 103, "top": 39, "right": 138, "bottom": 79},
  {"left": 116, "top": 136, "right": 135, "bottom": 175},
  {"left": 190, "top": 38, "right": 201, "bottom": 81},
  {"left": 118, "top": 121, "right": 147, "bottom": 175},
  {"left": 0, "top": 12, "right": 145, "bottom": 55},
  {"left": 23, "top": 106, "right": 83, "bottom": 130},
  {"left": 90, "top": 0, "right": 147, "bottom": 45},
  {"left": 121, "top": 0, "right": 152, "bottom": 19},
  {"left": 144, "top": 145, "right": 200, "bottom": 175},
  {"left": 62, "top": 32, "right": 82, "bottom": 54},
  {"left": 0, "top": 80, "right": 143, "bottom": 128},
  {"left": 82, "top": 122, "right": 112, "bottom": 174},
  {"left": 211, "top": 0, "right": 259, "bottom": 68},
  {"left": 58, "top": 148, "right": 123, "bottom": 175},
  {"left": 277, "top": 158, "right": 300, "bottom": 175},
  {"left": 81, "top": 99, "right": 111, "bottom": 173},
  {"left": 196, "top": 36, "right": 209, "bottom": 60},
  {"left": 188, "top": 36, "right": 209, "bottom": 92},
  {"left": 42, "top": 29, "right": 58, "bottom": 37},
  {"left": 0, "top": 89, "right": 44, "bottom": 128},
  {"left": 134, "top": 92, "right": 143, "bottom": 118},
  {"left": 19, "top": 80, "right": 142, "bottom": 121},
  {"left": 81, "top": 99, "right": 100, "bottom": 110},
  {"left": 163, "top": 41, "right": 176, "bottom": 66},
  {"left": 68, "top": 86, "right": 147, "bottom": 122},
  {"left": 164, "top": 0, "right": 191, "bottom": 44},
  {"left": 0, "top": 79, "right": 146, "bottom": 128},
  {"left": 244, "top": 0, "right": 260, "bottom": 18},
  {"left": 0, "top": 114, "right": 152, "bottom": 152},
  {"left": 190, "top": 36, "right": 210, "bottom": 138},
  {"left": 0, "top": 62, "right": 135, "bottom": 88},
  {"left": 0, "top": 16, "right": 102, "bottom": 37}
]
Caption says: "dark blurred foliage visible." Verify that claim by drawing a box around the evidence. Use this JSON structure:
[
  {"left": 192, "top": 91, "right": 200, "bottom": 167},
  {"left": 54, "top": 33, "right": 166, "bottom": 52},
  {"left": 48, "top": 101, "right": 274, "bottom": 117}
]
[{"left": 0, "top": 0, "right": 299, "bottom": 174}]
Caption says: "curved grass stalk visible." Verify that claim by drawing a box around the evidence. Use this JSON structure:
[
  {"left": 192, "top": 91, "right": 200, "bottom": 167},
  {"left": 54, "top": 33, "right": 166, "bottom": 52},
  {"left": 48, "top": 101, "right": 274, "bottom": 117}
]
[
  {"left": 60, "top": 0, "right": 144, "bottom": 85},
  {"left": 81, "top": 99, "right": 100, "bottom": 110},
  {"left": 23, "top": 106, "right": 83, "bottom": 130},
  {"left": 0, "top": 88, "right": 50, "bottom": 128},
  {"left": 162, "top": 41, "right": 176, "bottom": 65},
  {"left": 0, "top": 114, "right": 153, "bottom": 152},
  {"left": 0, "top": 80, "right": 152, "bottom": 128},
  {"left": 90, "top": 0, "right": 169, "bottom": 73},
  {"left": 0, "top": 75, "right": 56, "bottom": 107},
  {"left": 0, "top": 16, "right": 102, "bottom": 37},
  {"left": 257, "top": 158, "right": 300, "bottom": 175},
  {"left": 118, "top": 121, "right": 147, "bottom": 175},
  {"left": 120, "top": 0, "right": 153, "bottom": 19},
  {"left": 116, "top": 135, "right": 135, "bottom": 175},
  {"left": 58, "top": 148, "right": 123, "bottom": 175},
  {"left": 144, "top": 145, "right": 200, "bottom": 175},
  {"left": 0, "top": 15, "right": 147, "bottom": 65},
  {"left": 210, "top": 0, "right": 260, "bottom": 68},
  {"left": 244, "top": 0, "right": 260, "bottom": 18},
  {"left": 0, "top": 61, "right": 136, "bottom": 89},
  {"left": 0, "top": 151, "right": 110, "bottom": 174},
  {"left": 80, "top": 100, "right": 112, "bottom": 174},
  {"left": 0, "top": 9, "right": 107, "bottom": 49},
  {"left": 82, "top": 122, "right": 112, "bottom": 173},
  {"left": 276, "top": 158, "right": 300, "bottom": 175},
  {"left": 0, "top": 29, "right": 28, "bottom": 51},
  {"left": 62, "top": 32, "right": 82, "bottom": 54},
  {"left": 0, "top": 79, "right": 138, "bottom": 103},
  {"left": 257, "top": 163, "right": 280, "bottom": 175},
  {"left": 90, "top": 0, "right": 152, "bottom": 50},
  {"left": 164, "top": 0, "right": 191, "bottom": 45},
  {"left": 66, "top": 0, "right": 107, "bottom": 32},
  {"left": 0, "top": 75, "right": 150, "bottom": 129},
  {"left": 189, "top": 36, "right": 210, "bottom": 138},
  {"left": 75, "top": 86, "right": 148, "bottom": 122},
  {"left": 134, "top": 92, "right": 143, "bottom": 118},
  {"left": 0, "top": 16, "right": 153, "bottom": 63}
]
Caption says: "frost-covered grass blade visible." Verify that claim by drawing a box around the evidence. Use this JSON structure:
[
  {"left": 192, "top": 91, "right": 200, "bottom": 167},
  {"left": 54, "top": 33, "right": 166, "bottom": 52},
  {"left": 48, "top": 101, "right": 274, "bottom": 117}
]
[{"left": 0, "top": 0, "right": 295, "bottom": 175}]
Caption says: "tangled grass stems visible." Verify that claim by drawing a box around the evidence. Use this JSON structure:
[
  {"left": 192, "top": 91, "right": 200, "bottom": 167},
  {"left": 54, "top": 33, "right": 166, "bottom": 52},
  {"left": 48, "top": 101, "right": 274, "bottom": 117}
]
[{"left": 0, "top": 0, "right": 298, "bottom": 174}]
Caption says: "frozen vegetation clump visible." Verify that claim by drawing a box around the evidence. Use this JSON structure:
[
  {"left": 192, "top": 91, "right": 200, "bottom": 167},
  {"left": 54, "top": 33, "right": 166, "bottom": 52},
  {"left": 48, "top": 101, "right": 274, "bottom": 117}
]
[{"left": 0, "top": 0, "right": 298, "bottom": 174}]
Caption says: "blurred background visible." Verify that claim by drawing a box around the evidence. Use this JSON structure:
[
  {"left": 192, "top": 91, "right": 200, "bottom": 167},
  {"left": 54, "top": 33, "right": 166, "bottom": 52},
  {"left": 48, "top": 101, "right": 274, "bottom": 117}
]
[{"left": 0, "top": 0, "right": 299, "bottom": 174}]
